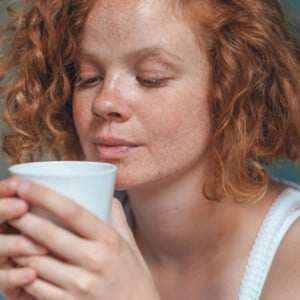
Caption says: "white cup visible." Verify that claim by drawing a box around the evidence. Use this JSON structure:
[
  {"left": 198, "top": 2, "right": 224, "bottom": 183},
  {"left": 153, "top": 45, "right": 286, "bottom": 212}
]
[{"left": 9, "top": 161, "right": 117, "bottom": 223}]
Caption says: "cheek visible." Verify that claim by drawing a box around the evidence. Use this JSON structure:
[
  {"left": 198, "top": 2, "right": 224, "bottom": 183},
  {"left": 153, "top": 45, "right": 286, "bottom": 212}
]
[
  {"left": 151, "top": 88, "right": 211, "bottom": 143},
  {"left": 148, "top": 97, "right": 212, "bottom": 164}
]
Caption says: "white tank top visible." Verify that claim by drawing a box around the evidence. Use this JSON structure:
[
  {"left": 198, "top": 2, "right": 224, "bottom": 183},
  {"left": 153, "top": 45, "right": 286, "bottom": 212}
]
[{"left": 239, "top": 185, "right": 300, "bottom": 299}]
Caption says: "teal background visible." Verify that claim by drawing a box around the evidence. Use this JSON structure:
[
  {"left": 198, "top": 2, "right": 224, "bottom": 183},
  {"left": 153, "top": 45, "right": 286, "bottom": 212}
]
[
  {"left": 268, "top": 0, "right": 300, "bottom": 184},
  {"left": 0, "top": 1, "right": 299, "bottom": 300},
  {"left": 268, "top": 162, "right": 300, "bottom": 183},
  {"left": 288, "top": 0, "right": 300, "bottom": 10}
]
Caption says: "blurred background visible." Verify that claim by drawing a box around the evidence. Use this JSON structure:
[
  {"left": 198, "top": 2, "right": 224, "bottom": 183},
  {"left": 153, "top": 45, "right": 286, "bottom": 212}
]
[
  {"left": 0, "top": 0, "right": 300, "bottom": 184},
  {"left": 0, "top": 0, "right": 9, "bottom": 180}
]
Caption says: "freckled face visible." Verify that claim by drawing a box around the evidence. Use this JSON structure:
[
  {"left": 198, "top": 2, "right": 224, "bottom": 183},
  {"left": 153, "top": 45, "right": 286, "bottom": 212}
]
[{"left": 72, "top": 0, "right": 212, "bottom": 191}]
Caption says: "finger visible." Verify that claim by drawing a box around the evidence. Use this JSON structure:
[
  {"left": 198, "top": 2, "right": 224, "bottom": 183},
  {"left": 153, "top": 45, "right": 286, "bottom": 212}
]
[
  {"left": 0, "top": 268, "right": 36, "bottom": 292},
  {"left": 10, "top": 212, "right": 123, "bottom": 272},
  {"left": 16, "top": 179, "right": 111, "bottom": 239},
  {"left": 13, "top": 256, "right": 72, "bottom": 286},
  {"left": 0, "top": 198, "right": 29, "bottom": 224},
  {"left": 24, "top": 278, "right": 67, "bottom": 300},
  {"left": 110, "top": 198, "right": 136, "bottom": 246},
  {"left": 0, "top": 235, "right": 48, "bottom": 256},
  {"left": 0, "top": 177, "right": 18, "bottom": 197},
  {"left": 109, "top": 199, "right": 150, "bottom": 269},
  {"left": 10, "top": 212, "right": 90, "bottom": 265},
  {"left": 13, "top": 256, "right": 96, "bottom": 294}
]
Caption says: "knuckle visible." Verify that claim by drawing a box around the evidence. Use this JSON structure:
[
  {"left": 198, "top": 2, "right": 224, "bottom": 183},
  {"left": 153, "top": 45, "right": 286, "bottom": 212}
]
[
  {"left": 103, "top": 230, "right": 122, "bottom": 251},
  {"left": 83, "top": 247, "right": 103, "bottom": 271},
  {"left": 61, "top": 204, "right": 83, "bottom": 221},
  {"left": 0, "top": 178, "right": 17, "bottom": 197},
  {"left": 73, "top": 275, "right": 95, "bottom": 294},
  {"left": 13, "top": 235, "right": 29, "bottom": 252},
  {"left": 82, "top": 238, "right": 122, "bottom": 273}
]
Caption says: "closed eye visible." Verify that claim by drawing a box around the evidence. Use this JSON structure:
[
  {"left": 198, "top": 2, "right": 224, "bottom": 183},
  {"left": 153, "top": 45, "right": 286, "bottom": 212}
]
[
  {"left": 136, "top": 76, "right": 169, "bottom": 88},
  {"left": 75, "top": 76, "right": 103, "bottom": 88}
]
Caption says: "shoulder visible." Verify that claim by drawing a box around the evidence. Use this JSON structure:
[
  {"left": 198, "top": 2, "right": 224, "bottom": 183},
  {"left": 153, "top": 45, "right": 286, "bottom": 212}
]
[{"left": 260, "top": 185, "right": 300, "bottom": 299}]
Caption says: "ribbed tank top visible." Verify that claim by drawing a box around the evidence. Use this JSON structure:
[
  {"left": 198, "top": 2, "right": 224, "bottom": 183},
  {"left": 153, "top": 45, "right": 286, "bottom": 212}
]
[{"left": 239, "top": 185, "right": 300, "bottom": 299}]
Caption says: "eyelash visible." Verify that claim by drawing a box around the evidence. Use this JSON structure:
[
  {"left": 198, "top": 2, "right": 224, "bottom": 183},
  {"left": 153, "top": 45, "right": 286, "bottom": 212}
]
[
  {"left": 136, "top": 76, "right": 168, "bottom": 88},
  {"left": 75, "top": 75, "right": 169, "bottom": 89},
  {"left": 75, "top": 76, "right": 103, "bottom": 88}
]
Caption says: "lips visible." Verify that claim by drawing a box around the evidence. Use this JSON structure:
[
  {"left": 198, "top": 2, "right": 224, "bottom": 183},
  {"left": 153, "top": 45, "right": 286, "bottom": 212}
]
[{"left": 93, "top": 136, "right": 139, "bottom": 160}]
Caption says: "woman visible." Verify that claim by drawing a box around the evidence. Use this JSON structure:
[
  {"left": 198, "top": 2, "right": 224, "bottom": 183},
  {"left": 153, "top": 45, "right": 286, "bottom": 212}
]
[{"left": 0, "top": 0, "right": 300, "bottom": 299}]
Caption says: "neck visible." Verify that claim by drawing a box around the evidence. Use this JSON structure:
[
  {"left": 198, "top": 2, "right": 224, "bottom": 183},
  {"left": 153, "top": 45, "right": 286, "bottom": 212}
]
[{"left": 127, "top": 166, "right": 240, "bottom": 269}]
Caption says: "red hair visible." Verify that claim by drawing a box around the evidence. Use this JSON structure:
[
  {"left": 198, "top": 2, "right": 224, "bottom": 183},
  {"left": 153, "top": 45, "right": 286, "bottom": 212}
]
[
  {"left": 0, "top": 0, "right": 94, "bottom": 162},
  {"left": 180, "top": 0, "right": 300, "bottom": 201},
  {"left": 1, "top": 0, "right": 300, "bottom": 202}
]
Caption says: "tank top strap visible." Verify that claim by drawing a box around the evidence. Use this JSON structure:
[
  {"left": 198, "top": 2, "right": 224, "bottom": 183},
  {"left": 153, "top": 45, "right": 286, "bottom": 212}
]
[{"left": 239, "top": 187, "right": 300, "bottom": 300}]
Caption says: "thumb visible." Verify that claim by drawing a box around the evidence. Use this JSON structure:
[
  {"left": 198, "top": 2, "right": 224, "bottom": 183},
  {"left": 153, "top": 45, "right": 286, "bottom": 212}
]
[
  {"left": 109, "top": 198, "right": 136, "bottom": 247},
  {"left": 109, "top": 198, "right": 151, "bottom": 271}
]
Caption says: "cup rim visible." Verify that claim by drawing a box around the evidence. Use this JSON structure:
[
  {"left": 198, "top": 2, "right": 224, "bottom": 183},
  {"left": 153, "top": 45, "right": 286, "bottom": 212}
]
[{"left": 9, "top": 161, "right": 117, "bottom": 177}]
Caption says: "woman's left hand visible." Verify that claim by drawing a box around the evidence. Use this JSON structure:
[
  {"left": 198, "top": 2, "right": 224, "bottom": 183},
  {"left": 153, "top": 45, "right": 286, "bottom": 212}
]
[{"left": 9, "top": 180, "right": 160, "bottom": 300}]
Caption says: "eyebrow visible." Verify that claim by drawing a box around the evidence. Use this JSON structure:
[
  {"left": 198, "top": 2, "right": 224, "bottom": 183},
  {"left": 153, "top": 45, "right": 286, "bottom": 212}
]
[
  {"left": 128, "top": 47, "right": 183, "bottom": 63},
  {"left": 76, "top": 46, "right": 183, "bottom": 65},
  {"left": 76, "top": 49, "right": 100, "bottom": 65}
]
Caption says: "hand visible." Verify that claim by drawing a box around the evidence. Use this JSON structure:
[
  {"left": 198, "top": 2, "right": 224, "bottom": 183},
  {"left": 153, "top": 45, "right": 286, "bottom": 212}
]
[
  {"left": 10, "top": 180, "right": 160, "bottom": 300},
  {"left": 0, "top": 178, "right": 48, "bottom": 300}
]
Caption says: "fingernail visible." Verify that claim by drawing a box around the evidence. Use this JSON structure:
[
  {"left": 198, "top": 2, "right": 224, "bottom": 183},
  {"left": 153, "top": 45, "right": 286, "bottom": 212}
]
[
  {"left": 12, "top": 199, "right": 27, "bottom": 213},
  {"left": 21, "top": 269, "right": 36, "bottom": 284},
  {"left": 17, "top": 179, "right": 30, "bottom": 196},
  {"left": 5, "top": 179, "right": 17, "bottom": 193}
]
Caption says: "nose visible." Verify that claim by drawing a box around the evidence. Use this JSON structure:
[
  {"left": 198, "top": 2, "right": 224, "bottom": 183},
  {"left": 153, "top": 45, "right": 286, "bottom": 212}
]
[{"left": 92, "top": 84, "right": 131, "bottom": 123}]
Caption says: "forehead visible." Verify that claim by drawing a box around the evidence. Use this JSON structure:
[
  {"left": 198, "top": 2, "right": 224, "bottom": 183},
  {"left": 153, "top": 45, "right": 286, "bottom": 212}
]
[
  {"left": 86, "top": 0, "right": 179, "bottom": 31},
  {"left": 92, "top": 0, "right": 176, "bottom": 11},
  {"left": 82, "top": 0, "right": 204, "bottom": 52}
]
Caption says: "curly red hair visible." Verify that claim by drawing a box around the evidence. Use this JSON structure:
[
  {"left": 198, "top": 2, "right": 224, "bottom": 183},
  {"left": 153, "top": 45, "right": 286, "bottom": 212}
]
[
  {"left": 0, "top": 0, "right": 93, "bottom": 162},
  {"left": 1, "top": 0, "right": 300, "bottom": 202}
]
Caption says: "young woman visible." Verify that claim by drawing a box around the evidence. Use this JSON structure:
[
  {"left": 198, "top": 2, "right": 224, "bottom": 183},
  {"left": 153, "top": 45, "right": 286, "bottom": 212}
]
[{"left": 0, "top": 0, "right": 300, "bottom": 299}]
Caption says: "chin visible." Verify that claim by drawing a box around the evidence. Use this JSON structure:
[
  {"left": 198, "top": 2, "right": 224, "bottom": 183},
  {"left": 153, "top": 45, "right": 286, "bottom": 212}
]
[
  {"left": 114, "top": 172, "right": 136, "bottom": 191},
  {"left": 114, "top": 171, "right": 154, "bottom": 192},
  {"left": 114, "top": 178, "right": 142, "bottom": 191}
]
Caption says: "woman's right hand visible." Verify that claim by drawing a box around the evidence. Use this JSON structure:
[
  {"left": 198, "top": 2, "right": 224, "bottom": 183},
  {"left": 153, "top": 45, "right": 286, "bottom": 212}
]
[{"left": 0, "top": 177, "right": 48, "bottom": 300}]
